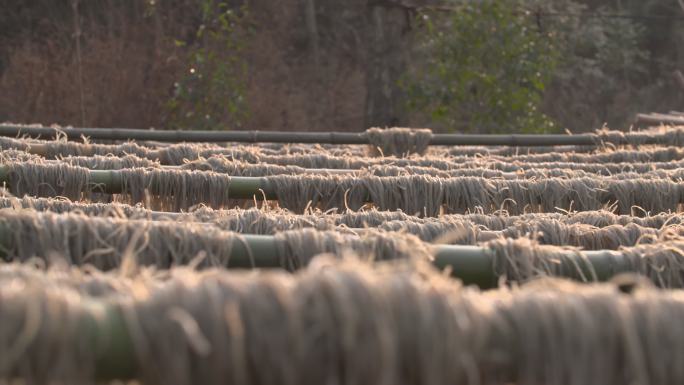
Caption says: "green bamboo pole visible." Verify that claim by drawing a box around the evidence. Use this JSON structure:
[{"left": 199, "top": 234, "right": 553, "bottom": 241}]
[
  {"left": 432, "top": 245, "right": 632, "bottom": 288},
  {"left": 89, "top": 170, "right": 123, "bottom": 194},
  {"left": 432, "top": 245, "right": 497, "bottom": 287},
  {"left": 0, "top": 166, "right": 8, "bottom": 184},
  {"left": 88, "top": 170, "right": 276, "bottom": 198},
  {"left": 83, "top": 301, "right": 137, "bottom": 380},
  {"left": 0, "top": 124, "right": 665, "bottom": 146}
]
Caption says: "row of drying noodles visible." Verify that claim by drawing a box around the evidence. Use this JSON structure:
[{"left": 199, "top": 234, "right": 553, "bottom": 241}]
[
  {"left": 1, "top": 195, "right": 684, "bottom": 251},
  {"left": 5, "top": 132, "right": 684, "bottom": 185},
  {"left": 0, "top": 194, "right": 683, "bottom": 286},
  {"left": 3, "top": 127, "right": 684, "bottom": 278},
  {"left": 5, "top": 126, "right": 684, "bottom": 160},
  {"left": 5, "top": 160, "right": 684, "bottom": 214},
  {"left": 0, "top": 206, "right": 683, "bottom": 285},
  {"left": 5, "top": 257, "right": 684, "bottom": 385},
  {"left": 3, "top": 127, "right": 684, "bottom": 384},
  {"left": 12, "top": 146, "right": 684, "bottom": 177},
  {"left": 12, "top": 150, "right": 684, "bottom": 180},
  {"left": 8, "top": 196, "right": 683, "bottom": 228}
]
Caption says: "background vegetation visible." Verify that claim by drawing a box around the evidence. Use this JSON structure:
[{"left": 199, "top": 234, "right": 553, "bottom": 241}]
[
  {"left": 164, "top": 1, "right": 251, "bottom": 130},
  {"left": 404, "top": 0, "right": 560, "bottom": 133},
  {"left": 1, "top": 0, "right": 683, "bottom": 133}
]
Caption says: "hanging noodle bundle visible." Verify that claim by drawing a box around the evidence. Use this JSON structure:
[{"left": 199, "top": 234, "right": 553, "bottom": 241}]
[
  {"left": 59, "top": 154, "right": 160, "bottom": 169},
  {"left": 596, "top": 125, "right": 684, "bottom": 146},
  {"left": 181, "top": 157, "right": 315, "bottom": 176},
  {"left": 0, "top": 209, "right": 429, "bottom": 271},
  {"left": 6, "top": 162, "right": 91, "bottom": 201},
  {"left": 268, "top": 174, "right": 684, "bottom": 215},
  {"left": 365, "top": 127, "right": 434, "bottom": 156}
]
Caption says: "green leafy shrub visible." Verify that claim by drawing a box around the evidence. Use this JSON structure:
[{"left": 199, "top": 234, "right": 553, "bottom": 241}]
[
  {"left": 405, "top": 0, "right": 653, "bottom": 133},
  {"left": 405, "top": 0, "right": 560, "bottom": 133},
  {"left": 165, "top": 1, "right": 251, "bottom": 130}
]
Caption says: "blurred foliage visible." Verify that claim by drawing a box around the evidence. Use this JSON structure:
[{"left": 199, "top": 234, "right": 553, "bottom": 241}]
[
  {"left": 534, "top": 0, "right": 651, "bottom": 132},
  {"left": 404, "top": 0, "right": 560, "bottom": 134},
  {"left": 164, "top": 1, "right": 251, "bottom": 130},
  {"left": 404, "top": 0, "right": 656, "bottom": 133},
  {"left": 0, "top": 0, "right": 681, "bottom": 132}
]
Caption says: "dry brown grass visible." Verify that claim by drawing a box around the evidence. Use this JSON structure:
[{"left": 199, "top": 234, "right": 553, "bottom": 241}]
[
  {"left": 0, "top": 23, "right": 185, "bottom": 128},
  {"left": 0, "top": 0, "right": 369, "bottom": 131}
]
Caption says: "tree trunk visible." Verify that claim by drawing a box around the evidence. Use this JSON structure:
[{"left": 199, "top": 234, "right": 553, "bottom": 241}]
[{"left": 364, "top": 5, "right": 408, "bottom": 129}]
